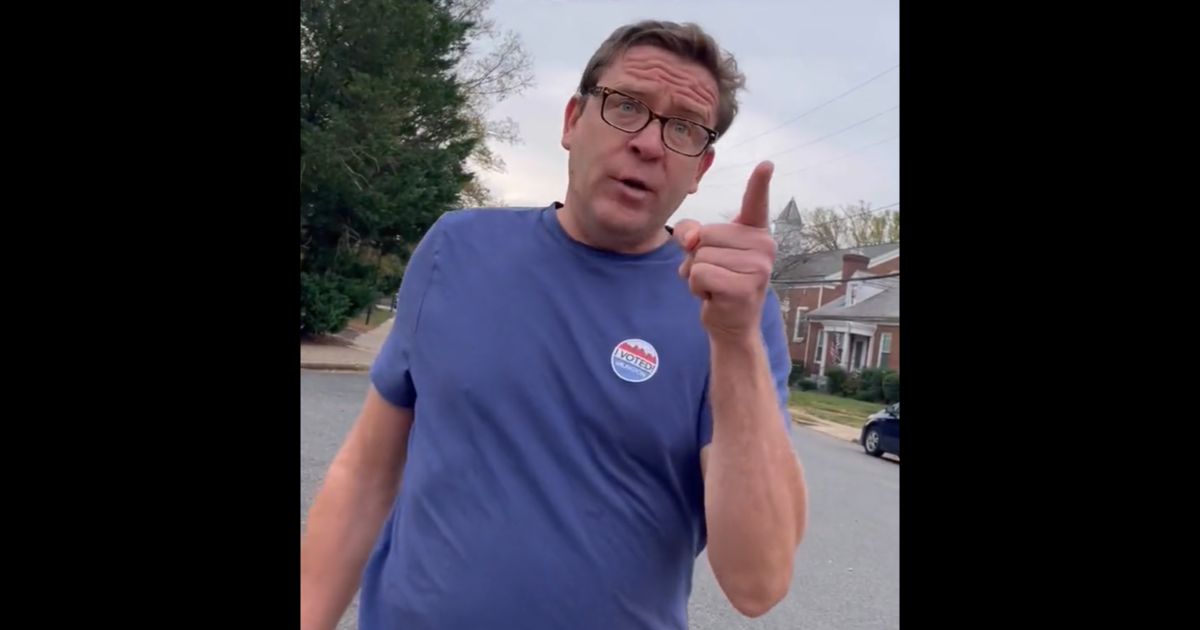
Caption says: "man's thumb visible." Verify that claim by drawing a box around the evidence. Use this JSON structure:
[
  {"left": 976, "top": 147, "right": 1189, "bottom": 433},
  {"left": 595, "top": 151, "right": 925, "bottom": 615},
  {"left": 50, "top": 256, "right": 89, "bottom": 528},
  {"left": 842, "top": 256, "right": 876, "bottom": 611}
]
[{"left": 672, "top": 219, "right": 701, "bottom": 251}]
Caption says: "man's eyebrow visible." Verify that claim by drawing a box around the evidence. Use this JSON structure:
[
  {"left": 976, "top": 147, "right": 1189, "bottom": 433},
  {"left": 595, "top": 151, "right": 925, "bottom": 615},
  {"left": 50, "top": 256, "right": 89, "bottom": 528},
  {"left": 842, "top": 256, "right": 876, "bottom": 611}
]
[{"left": 613, "top": 85, "right": 708, "bottom": 122}]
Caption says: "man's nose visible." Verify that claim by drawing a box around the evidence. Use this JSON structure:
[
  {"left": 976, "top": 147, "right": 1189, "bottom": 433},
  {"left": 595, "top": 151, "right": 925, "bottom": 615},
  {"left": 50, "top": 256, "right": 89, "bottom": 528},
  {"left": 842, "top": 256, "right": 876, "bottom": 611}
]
[{"left": 627, "top": 120, "right": 666, "bottom": 159}]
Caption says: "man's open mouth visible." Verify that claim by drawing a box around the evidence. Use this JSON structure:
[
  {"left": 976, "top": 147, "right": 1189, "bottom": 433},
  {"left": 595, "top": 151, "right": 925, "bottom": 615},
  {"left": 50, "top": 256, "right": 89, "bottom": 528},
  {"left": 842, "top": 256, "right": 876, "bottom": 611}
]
[{"left": 617, "top": 177, "right": 650, "bottom": 192}]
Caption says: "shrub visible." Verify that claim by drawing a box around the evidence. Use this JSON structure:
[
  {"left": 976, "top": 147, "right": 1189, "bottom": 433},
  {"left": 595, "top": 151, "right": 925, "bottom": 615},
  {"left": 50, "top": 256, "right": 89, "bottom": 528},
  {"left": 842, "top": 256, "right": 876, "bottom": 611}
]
[
  {"left": 883, "top": 372, "right": 900, "bottom": 402},
  {"left": 825, "top": 367, "right": 846, "bottom": 396},
  {"left": 787, "top": 361, "right": 807, "bottom": 386},
  {"left": 300, "top": 272, "right": 376, "bottom": 337},
  {"left": 841, "top": 372, "right": 861, "bottom": 398},
  {"left": 857, "top": 368, "right": 887, "bottom": 402}
]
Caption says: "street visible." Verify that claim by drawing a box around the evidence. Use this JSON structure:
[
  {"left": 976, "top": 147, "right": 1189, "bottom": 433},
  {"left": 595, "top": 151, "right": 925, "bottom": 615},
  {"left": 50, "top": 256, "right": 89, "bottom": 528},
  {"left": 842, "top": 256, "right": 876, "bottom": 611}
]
[{"left": 301, "top": 371, "right": 899, "bottom": 629}]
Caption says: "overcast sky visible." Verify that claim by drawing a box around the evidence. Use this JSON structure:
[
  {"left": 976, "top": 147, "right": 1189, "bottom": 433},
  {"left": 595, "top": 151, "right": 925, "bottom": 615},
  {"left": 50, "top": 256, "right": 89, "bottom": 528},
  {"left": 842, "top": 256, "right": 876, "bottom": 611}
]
[{"left": 472, "top": 0, "right": 899, "bottom": 227}]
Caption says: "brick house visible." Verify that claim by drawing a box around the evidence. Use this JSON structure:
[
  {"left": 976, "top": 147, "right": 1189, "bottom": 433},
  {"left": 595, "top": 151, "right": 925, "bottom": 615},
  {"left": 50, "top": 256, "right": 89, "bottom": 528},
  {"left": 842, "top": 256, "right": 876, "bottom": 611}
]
[{"left": 771, "top": 243, "right": 900, "bottom": 376}]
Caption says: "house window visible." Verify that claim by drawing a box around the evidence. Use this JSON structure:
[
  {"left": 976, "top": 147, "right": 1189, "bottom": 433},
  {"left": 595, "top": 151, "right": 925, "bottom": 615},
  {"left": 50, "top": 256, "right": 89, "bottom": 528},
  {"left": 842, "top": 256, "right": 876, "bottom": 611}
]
[
  {"left": 814, "top": 330, "right": 825, "bottom": 366},
  {"left": 793, "top": 307, "right": 808, "bottom": 341},
  {"left": 878, "top": 333, "right": 893, "bottom": 369}
]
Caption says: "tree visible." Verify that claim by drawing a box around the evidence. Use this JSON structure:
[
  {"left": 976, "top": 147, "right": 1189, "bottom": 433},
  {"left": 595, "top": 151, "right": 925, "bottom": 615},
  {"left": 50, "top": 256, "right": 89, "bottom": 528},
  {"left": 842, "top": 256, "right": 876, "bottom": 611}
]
[
  {"left": 792, "top": 201, "right": 899, "bottom": 253},
  {"left": 448, "top": 0, "right": 535, "bottom": 206},
  {"left": 300, "top": 0, "right": 482, "bottom": 336}
]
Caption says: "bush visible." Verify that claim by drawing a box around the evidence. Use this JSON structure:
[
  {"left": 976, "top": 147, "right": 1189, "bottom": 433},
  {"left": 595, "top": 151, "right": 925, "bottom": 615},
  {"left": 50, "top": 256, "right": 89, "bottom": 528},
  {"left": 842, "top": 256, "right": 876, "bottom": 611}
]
[
  {"left": 883, "top": 372, "right": 900, "bottom": 402},
  {"left": 841, "top": 372, "right": 861, "bottom": 398},
  {"left": 787, "top": 361, "right": 807, "bottom": 386},
  {"left": 796, "top": 377, "right": 817, "bottom": 391},
  {"left": 854, "top": 368, "right": 896, "bottom": 403},
  {"left": 300, "top": 271, "right": 377, "bottom": 337},
  {"left": 825, "top": 367, "right": 847, "bottom": 395},
  {"left": 300, "top": 273, "right": 351, "bottom": 336}
]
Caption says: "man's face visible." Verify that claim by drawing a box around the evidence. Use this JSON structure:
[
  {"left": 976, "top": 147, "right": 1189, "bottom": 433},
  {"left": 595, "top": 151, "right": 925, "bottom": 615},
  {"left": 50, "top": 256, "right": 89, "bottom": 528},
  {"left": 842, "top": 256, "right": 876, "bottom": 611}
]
[{"left": 561, "top": 45, "right": 718, "bottom": 248}]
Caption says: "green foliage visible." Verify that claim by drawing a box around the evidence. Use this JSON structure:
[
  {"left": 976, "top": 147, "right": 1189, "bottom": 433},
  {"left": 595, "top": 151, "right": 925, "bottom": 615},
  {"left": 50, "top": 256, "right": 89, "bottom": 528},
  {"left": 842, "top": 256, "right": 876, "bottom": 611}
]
[
  {"left": 883, "top": 372, "right": 900, "bottom": 403},
  {"left": 825, "top": 366, "right": 847, "bottom": 395},
  {"left": 299, "top": 0, "right": 484, "bottom": 335},
  {"left": 788, "top": 361, "right": 806, "bottom": 386},
  {"left": 819, "top": 366, "right": 898, "bottom": 402}
]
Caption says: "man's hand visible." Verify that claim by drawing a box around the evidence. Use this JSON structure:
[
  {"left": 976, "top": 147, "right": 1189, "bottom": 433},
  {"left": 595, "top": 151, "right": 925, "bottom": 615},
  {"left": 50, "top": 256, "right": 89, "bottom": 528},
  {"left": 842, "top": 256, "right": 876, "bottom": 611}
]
[{"left": 674, "top": 161, "right": 777, "bottom": 341}]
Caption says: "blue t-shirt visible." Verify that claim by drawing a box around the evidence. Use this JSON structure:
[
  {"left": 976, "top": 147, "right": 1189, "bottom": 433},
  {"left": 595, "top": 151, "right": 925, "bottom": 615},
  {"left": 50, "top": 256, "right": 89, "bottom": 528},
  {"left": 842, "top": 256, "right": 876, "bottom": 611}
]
[{"left": 360, "top": 205, "right": 792, "bottom": 629}]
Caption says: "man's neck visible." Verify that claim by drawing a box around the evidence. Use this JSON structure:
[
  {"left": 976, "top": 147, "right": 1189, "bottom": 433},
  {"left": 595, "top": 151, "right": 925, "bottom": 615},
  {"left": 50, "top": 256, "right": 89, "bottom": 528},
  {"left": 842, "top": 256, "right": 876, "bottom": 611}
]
[{"left": 556, "top": 204, "right": 670, "bottom": 255}]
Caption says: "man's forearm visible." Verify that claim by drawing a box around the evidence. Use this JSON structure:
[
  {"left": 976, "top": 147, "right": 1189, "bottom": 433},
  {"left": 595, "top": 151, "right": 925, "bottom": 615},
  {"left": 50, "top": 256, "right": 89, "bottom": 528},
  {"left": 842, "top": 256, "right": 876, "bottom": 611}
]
[
  {"left": 704, "top": 332, "right": 807, "bottom": 617},
  {"left": 300, "top": 458, "right": 402, "bottom": 630}
]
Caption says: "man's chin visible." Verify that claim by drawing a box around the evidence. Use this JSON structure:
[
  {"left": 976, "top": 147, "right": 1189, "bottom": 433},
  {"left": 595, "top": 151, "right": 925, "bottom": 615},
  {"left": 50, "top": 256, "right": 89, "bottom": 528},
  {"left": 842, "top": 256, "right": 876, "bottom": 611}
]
[{"left": 592, "top": 205, "right": 658, "bottom": 240}]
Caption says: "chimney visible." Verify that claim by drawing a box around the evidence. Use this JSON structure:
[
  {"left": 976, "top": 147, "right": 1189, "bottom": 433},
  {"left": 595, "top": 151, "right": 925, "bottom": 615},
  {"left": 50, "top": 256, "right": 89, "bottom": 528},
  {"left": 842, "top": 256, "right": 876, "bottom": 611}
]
[{"left": 841, "top": 253, "right": 871, "bottom": 280}]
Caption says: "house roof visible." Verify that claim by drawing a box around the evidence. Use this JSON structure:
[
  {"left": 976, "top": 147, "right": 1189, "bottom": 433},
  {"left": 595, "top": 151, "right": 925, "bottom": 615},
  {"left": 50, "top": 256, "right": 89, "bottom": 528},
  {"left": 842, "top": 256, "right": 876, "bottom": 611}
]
[
  {"left": 776, "top": 198, "right": 802, "bottom": 223},
  {"left": 808, "top": 279, "right": 899, "bottom": 322},
  {"left": 772, "top": 242, "right": 899, "bottom": 282}
]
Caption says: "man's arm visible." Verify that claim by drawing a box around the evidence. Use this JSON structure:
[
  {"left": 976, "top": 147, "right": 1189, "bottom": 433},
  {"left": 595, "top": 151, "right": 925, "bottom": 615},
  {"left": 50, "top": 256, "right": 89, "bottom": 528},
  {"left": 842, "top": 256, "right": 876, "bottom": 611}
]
[
  {"left": 300, "top": 386, "right": 413, "bottom": 630},
  {"left": 675, "top": 160, "right": 807, "bottom": 617},
  {"left": 700, "top": 336, "right": 807, "bottom": 617}
]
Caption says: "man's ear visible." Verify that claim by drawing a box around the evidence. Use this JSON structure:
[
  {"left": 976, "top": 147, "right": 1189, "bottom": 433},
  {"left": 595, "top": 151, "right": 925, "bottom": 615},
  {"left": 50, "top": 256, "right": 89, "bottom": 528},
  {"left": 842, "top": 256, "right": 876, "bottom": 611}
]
[
  {"left": 689, "top": 146, "right": 717, "bottom": 194},
  {"left": 561, "top": 95, "right": 584, "bottom": 150}
]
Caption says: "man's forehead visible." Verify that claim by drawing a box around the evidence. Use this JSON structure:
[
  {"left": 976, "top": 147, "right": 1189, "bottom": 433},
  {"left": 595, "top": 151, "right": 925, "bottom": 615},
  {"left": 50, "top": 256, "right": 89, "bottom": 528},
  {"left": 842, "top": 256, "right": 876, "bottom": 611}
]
[{"left": 600, "top": 47, "right": 718, "bottom": 121}]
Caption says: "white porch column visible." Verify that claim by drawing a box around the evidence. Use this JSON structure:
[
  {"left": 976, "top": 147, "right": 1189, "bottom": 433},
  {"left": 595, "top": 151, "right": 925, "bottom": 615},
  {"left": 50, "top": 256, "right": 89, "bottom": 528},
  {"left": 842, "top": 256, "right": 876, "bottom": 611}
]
[
  {"left": 841, "top": 329, "right": 851, "bottom": 370},
  {"left": 818, "top": 329, "right": 828, "bottom": 376},
  {"left": 866, "top": 334, "right": 875, "bottom": 369}
]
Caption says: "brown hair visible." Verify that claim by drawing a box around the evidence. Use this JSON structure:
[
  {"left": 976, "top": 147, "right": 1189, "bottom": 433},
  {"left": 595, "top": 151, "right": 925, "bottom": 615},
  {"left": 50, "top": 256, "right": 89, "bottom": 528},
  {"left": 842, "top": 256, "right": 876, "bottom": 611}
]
[{"left": 576, "top": 20, "right": 746, "bottom": 138}]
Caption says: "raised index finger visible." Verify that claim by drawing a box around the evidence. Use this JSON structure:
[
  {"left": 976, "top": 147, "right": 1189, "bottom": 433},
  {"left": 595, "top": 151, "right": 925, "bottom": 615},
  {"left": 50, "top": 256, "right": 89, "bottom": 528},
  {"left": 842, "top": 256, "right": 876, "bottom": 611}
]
[{"left": 734, "top": 161, "right": 774, "bottom": 229}]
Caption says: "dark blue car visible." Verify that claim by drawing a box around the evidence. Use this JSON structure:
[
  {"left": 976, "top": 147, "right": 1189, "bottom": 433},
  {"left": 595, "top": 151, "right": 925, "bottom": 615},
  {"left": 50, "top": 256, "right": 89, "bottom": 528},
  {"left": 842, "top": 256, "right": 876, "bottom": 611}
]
[{"left": 860, "top": 403, "right": 899, "bottom": 458}]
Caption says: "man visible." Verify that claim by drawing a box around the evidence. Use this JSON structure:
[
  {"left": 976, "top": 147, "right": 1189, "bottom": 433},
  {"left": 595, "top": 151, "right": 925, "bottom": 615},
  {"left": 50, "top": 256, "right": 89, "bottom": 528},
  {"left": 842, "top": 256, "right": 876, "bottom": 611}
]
[{"left": 301, "top": 19, "right": 807, "bottom": 630}]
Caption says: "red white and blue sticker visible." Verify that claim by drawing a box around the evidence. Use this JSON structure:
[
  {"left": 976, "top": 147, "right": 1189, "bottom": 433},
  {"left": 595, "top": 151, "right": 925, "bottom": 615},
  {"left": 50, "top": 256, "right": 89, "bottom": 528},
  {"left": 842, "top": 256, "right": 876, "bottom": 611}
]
[{"left": 611, "top": 338, "right": 659, "bottom": 383}]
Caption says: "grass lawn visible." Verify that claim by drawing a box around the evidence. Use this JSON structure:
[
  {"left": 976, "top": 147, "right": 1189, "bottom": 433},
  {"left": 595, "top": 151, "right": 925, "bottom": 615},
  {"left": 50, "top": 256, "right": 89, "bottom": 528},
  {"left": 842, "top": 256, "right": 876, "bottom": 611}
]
[{"left": 788, "top": 390, "right": 885, "bottom": 429}]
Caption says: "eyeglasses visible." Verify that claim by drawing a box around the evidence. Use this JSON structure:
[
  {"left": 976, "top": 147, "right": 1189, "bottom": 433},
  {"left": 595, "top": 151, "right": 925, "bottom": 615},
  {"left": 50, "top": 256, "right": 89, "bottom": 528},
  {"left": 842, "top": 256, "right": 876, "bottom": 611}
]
[{"left": 583, "top": 86, "right": 719, "bottom": 157}]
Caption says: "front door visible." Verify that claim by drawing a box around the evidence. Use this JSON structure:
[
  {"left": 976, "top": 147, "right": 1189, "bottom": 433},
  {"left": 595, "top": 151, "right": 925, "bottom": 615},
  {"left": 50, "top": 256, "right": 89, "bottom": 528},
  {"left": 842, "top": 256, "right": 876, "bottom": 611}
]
[{"left": 851, "top": 335, "right": 867, "bottom": 371}]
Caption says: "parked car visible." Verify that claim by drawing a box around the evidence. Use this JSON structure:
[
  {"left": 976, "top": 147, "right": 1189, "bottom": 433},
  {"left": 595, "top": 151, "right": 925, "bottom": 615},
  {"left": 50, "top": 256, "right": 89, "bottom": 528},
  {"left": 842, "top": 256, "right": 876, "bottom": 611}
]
[{"left": 860, "top": 403, "right": 899, "bottom": 457}]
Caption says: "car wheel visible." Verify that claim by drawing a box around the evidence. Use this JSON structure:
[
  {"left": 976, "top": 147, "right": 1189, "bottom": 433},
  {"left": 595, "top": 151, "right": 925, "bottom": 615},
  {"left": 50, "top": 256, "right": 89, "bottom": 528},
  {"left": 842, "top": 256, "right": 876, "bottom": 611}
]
[{"left": 863, "top": 428, "right": 884, "bottom": 457}]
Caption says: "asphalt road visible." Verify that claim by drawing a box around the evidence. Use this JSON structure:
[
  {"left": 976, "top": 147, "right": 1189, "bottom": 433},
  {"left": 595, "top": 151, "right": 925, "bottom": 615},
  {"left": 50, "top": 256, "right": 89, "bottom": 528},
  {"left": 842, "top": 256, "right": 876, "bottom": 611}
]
[{"left": 301, "top": 371, "right": 898, "bottom": 629}]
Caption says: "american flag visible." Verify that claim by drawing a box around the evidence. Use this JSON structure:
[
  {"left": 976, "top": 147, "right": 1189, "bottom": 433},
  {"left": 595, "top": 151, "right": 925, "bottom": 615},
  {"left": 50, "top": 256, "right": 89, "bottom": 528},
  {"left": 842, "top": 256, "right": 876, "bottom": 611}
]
[{"left": 827, "top": 334, "right": 842, "bottom": 364}]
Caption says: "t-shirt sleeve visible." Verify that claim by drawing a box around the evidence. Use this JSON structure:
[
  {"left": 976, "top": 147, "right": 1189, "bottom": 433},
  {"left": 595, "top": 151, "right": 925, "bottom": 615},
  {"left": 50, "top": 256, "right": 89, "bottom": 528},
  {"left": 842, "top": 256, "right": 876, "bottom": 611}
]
[
  {"left": 698, "top": 288, "right": 795, "bottom": 448},
  {"left": 369, "top": 215, "right": 448, "bottom": 408}
]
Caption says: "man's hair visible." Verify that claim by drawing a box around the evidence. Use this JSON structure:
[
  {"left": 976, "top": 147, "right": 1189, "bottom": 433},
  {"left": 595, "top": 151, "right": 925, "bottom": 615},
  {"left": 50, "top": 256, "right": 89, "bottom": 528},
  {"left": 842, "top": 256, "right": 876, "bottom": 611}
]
[{"left": 576, "top": 20, "right": 746, "bottom": 139}]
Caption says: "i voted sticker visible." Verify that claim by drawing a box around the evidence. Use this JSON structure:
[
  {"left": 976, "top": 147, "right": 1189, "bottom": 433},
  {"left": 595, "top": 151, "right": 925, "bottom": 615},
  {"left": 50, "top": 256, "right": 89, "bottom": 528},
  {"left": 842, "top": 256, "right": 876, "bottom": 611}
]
[{"left": 611, "top": 339, "right": 659, "bottom": 383}]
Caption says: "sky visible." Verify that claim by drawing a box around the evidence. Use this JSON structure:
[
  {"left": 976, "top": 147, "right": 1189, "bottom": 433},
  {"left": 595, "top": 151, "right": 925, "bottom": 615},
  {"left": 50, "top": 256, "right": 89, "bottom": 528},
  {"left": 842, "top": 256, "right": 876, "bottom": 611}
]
[{"left": 471, "top": 0, "right": 900, "bottom": 227}]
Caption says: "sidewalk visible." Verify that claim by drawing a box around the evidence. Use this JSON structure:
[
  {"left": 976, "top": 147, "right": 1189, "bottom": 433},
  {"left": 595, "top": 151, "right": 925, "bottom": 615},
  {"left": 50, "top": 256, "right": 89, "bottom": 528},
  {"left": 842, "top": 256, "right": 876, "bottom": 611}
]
[
  {"left": 789, "top": 406, "right": 862, "bottom": 444},
  {"left": 300, "top": 316, "right": 393, "bottom": 372}
]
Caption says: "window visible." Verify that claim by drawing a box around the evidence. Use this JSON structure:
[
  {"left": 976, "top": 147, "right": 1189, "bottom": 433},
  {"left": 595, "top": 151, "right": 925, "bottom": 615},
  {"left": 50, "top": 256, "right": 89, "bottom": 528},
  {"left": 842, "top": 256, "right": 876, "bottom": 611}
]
[
  {"left": 814, "top": 330, "right": 825, "bottom": 365},
  {"left": 878, "top": 333, "right": 893, "bottom": 369},
  {"left": 793, "top": 307, "right": 808, "bottom": 341}
]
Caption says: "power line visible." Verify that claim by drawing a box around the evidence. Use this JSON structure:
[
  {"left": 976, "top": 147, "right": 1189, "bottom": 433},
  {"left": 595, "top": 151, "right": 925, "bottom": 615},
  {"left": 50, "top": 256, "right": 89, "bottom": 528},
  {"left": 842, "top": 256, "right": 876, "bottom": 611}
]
[
  {"left": 700, "top": 133, "right": 899, "bottom": 191},
  {"left": 708, "top": 105, "right": 899, "bottom": 176},
  {"left": 720, "top": 63, "right": 900, "bottom": 152},
  {"left": 772, "top": 133, "right": 897, "bottom": 177},
  {"left": 773, "top": 272, "right": 900, "bottom": 287}
]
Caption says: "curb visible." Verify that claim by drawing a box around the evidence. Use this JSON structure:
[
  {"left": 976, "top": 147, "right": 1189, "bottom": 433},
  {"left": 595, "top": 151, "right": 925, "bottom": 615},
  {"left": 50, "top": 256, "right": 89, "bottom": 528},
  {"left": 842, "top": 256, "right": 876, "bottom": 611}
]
[{"left": 300, "top": 362, "right": 371, "bottom": 373}]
